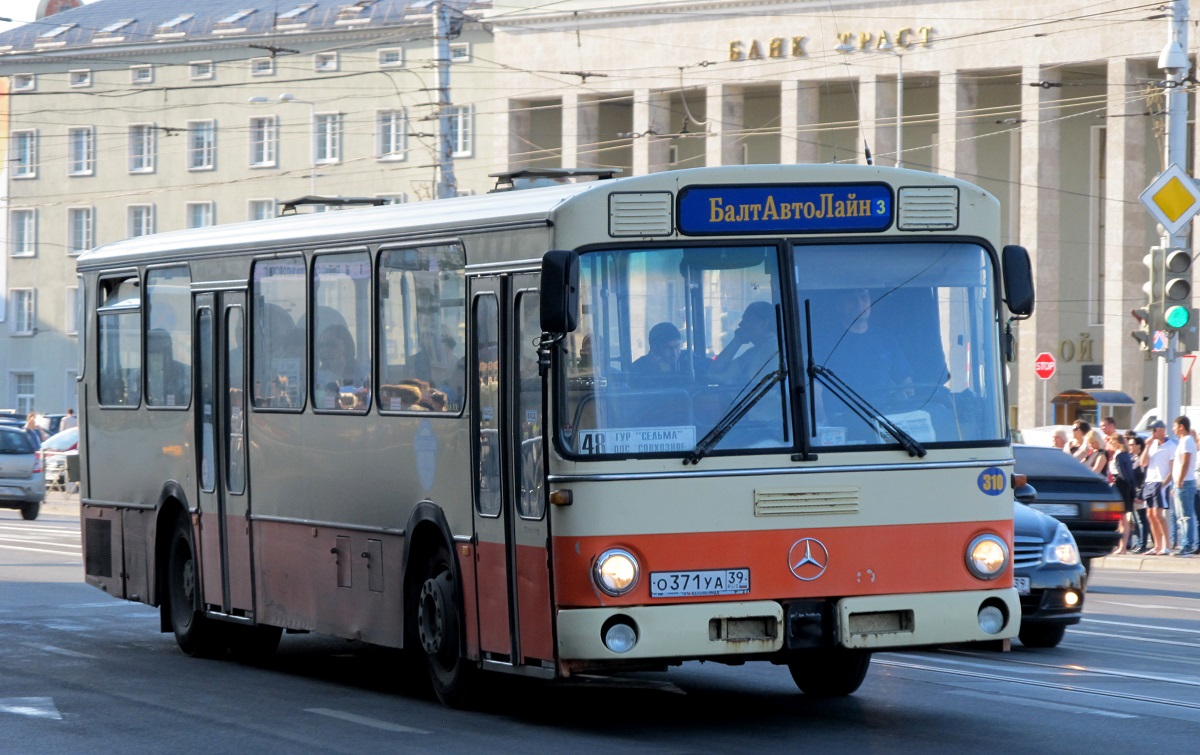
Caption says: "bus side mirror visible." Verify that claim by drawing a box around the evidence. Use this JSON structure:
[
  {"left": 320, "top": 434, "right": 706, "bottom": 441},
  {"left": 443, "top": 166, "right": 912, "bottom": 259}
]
[
  {"left": 1002, "top": 245, "right": 1035, "bottom": 318},
  {"left": 540, "top": 250, "right": 579, "bottom": 333}
]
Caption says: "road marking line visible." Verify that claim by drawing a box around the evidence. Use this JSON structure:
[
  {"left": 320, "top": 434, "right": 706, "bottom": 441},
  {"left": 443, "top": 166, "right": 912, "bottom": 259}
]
[
  {"left": 1069, "top": 629, "right": 1200, "bottom": 652},
  {"left": 305, "top": 708, "right": 430, "bottom": 734},
  {"left": 21, "top": 643, "right": 96, "bottom": 659},
  {"left": 0, "top": 544, "right": 81, "bottom": 556},
  {"left": 0, "top": 697, "right": 62, "bottom": 720},
  {"left": 948, "top": 689, "right": 1136, "bottom": 719},
  {"left": 1084, "top": 616, "right": 1200, "bottom": 632}
]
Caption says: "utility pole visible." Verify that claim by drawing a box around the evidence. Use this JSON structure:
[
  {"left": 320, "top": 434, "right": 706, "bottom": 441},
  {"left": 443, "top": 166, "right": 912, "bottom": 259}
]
[
  {"left": 1158, "top": 0, "right": 1190, "bottom": 422},
  {"left": 434, "top": 1, "right": 458, "bottom": 200}
]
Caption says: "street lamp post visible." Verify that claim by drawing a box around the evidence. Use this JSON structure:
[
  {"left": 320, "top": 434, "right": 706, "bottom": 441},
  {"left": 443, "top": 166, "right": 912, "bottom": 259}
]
[{"left": 249, "top": 93, "right": 318, "bottom": 195}]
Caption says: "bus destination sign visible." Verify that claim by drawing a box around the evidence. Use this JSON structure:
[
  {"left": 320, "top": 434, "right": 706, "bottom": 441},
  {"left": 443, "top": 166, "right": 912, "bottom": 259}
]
[{"left": 677, "top": 183, "right": 893, "bottom": 235}]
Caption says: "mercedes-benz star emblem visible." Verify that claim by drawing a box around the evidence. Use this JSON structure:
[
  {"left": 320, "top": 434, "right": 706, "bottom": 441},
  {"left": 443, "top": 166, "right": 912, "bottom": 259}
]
[{"left": 788, "top": 538, "right": 829, "bottom": 581}]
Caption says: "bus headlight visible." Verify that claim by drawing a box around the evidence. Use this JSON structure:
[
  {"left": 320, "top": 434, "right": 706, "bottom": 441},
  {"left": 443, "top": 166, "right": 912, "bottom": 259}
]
[
  {"left": 593, "top": 549, "right": 639, "bottom": 596},
  {"left": 965, "top": 534, "right": 1009, "bottom": 580}
]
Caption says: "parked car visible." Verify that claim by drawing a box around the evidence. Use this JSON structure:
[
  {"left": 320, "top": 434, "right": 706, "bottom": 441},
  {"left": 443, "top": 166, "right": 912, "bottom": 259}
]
[
  {"left": 1012, "top": 444, "right": 1123, "bottom": 566},
  {"left": 1013, "top": 499, "right": 1086, "bottom": 648},
  {"left": 40, "top": 426, "right": 79, "bottom": 490},
  {"left": 0, "top": 424, "right": 45, "bottom": 520}
]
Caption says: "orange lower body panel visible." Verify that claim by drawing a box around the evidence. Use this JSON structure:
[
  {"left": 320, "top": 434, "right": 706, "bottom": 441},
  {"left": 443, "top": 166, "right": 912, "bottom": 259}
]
[{"left": 553, "top": 519, "right": 1013, "bottom": 607}]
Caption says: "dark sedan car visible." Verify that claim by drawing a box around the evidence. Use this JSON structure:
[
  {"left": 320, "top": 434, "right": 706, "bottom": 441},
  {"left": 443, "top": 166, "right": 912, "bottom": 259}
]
[
  {"left": 1013, "top": 444, "right": 1123, "bottom": 566},
  {"left": 1013, "top": 500, "right": 1086, "bottom": 648}
]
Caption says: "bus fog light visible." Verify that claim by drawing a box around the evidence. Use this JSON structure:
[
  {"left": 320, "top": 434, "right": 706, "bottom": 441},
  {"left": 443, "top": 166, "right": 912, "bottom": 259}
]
[
  {"left": 594, "top": 549, "right": 639, "bottom": 596},
  {"left": 978, "top": 605, "right": 1005, "bottom": 635},
  {"left": 966, "top": 534, "right": 1009, "bottom": 580},
  {"left": 603, "top": 618, "right": 638, "bottom": 653}
]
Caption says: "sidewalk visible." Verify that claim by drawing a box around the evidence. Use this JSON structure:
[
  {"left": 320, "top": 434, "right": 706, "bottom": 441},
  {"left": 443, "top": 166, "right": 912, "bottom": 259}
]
[
  {"left": 40, "top": 489, "right": 81, "bottom": 518},
  {"left": 1092, "top": 551, "right": 1200, "bottom": 574}
]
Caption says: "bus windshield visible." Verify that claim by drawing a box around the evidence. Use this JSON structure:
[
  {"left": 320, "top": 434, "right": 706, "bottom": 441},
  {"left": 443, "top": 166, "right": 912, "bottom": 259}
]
[
  {"left": 799, "top": 242, "right": 1005, "bottom": 449},
  {"left": 557, "top": 241, "right": 1005, "bottom": 458}
]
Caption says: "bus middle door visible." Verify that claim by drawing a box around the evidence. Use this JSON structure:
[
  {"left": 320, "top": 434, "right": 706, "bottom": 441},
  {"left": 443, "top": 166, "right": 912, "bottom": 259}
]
[
  {"left": 194, "top": 291, "right": 255, "bottom": 619},
  {"left": 470, "top": 274, "right": 554, "bottom": 674}
]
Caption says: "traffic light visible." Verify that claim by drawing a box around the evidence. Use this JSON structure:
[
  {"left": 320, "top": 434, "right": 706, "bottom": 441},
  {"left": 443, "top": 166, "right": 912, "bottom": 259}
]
[
  {"left": 1131, "top": 307, "right": 1156, "bottom": 351},
  {"left": 1162, "top": 246, "right": 1193, "bottom": 332},
  {"left": 1142, "top": 246, "right": 1166, "bottom": 332},
  {"left": 1179, "top": 308, "right": 1200, "bottom": 353}
]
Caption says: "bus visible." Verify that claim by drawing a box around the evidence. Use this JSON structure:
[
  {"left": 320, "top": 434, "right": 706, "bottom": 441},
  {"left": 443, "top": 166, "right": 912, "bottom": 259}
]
[{"left": 77, "top": 164, "right": 1035, "bottom": 706}]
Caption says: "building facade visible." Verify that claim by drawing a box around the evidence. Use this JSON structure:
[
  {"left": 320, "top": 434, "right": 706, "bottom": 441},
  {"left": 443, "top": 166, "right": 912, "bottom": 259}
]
[{"left": 2, "top": 0, "right": 1194, "bottom": 431}]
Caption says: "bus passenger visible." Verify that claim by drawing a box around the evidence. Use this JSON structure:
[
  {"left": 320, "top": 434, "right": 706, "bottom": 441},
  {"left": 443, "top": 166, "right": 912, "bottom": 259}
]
[
  {"left": 709, "top": 301, "right": 778, "bottom": 386},
  {"left": 316, "top": 323, "right": 362, "bottom": 409}
]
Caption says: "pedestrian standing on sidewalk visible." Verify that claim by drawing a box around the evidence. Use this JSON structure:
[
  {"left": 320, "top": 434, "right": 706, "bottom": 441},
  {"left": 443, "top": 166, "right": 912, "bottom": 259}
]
[
  {"left": 1108, "top": 434, "right": 1137, "bottom": 554},
  {"left": 1141, "top": 420, "right": 1176, "bottom": 555},
  {"left": 1171, "top": 416, "right": 1198, "bottom": 556},
  {"left": 1126, "top": 433, "right": 1150, "bottom": 551},
  {"left": 60, "top": 408, "right": 77, "bottom": 431}
]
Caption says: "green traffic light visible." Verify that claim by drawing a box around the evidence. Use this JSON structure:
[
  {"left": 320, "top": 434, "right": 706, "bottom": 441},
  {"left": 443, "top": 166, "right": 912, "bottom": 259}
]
[{"left": 1165, "top": 305, "right": 1191, "bottom": 329}]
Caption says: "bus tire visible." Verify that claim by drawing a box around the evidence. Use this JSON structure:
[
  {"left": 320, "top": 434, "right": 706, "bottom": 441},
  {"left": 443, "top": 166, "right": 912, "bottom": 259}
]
[
  {"left": 787, "top": 649, "right": 871, "bottom": 697},
  {"left": 21, "top": 501, "right": 40, "bottom": 520},
  {"left": 416, "top": 543, "right": 475, "bottom": 707},
  {"left": 167, "top": 512, "right": 223, "bottom": 658}
]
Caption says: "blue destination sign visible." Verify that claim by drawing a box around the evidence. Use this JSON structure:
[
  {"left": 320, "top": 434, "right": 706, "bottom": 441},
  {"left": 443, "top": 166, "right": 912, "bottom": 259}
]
[{"left": 677, "top": 183, "right": 893, "bottom": 234}]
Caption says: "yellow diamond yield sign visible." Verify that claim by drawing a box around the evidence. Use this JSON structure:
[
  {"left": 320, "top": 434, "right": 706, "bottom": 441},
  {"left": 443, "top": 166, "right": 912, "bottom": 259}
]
[{"left": 1141, "top": 163, "right": 1200, "bottom": 235}]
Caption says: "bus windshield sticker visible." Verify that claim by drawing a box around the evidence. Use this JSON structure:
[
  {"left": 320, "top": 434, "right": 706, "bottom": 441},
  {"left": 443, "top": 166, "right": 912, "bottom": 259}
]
[
  {"left": 577, "top": 426, "right": 697, "bottom": 455},
  {"left": 650, "top": 569, "right": 750, "bottom": 598},
  {"left": 677, "top": 183, "right": 893, "bottom": 235}
]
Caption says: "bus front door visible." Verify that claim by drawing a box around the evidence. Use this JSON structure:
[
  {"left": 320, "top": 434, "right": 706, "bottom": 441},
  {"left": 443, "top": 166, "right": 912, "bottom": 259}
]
[
  {"left": 470, "top": 275, "right": 555, "bottom": 673},
  {"left": 194, "top": 291, "right": 255, "bottom": 618}
]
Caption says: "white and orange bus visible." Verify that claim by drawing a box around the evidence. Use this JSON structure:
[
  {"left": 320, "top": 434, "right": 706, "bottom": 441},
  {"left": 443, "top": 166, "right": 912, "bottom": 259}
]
[{"left": 77, "top": 164, "right": 1034, "bottom": 706}]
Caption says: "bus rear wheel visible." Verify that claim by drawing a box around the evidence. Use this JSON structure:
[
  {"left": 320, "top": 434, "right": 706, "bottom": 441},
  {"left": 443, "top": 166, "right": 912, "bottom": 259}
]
[
  {"left": 416, "top": 544, "right": 476, "bottom": 707},
  {"left": 167, "top": 513, "right": 222, "bottom": 658},
  {"left": 787, "top": 649, "right": 871, "bottom": 697}
]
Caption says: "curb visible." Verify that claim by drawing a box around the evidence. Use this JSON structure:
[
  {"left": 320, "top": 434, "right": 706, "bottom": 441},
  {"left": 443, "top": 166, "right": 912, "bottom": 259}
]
[{"left": 1092, "top": 552, "right": 1200, "bottom": 574}]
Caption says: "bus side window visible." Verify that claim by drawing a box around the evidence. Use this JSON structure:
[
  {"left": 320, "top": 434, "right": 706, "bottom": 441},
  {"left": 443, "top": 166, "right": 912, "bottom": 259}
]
[{"left": 251, "top": 256, "right": 306, "bottom": 411}]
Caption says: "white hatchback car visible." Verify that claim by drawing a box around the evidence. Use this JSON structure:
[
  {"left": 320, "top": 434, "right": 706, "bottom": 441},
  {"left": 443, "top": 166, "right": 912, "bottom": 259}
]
[{"left": 0, "top": 424, "right": 45, "bottom": 520}]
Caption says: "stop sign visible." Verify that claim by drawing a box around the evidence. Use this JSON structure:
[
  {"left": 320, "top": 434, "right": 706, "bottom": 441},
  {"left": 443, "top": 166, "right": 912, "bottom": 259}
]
[{"left": 1034, "top": 352, "right": 1056, "bottom": 380}]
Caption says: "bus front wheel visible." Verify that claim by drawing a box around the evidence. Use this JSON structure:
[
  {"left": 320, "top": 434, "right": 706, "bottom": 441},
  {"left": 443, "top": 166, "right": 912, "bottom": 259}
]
[
  {"left": 167, "top": 513, "right": 222, "bottom": 658},
  {"left": 786, "top": 649, "right": 871, "bottom": 697},
  {"left": 416, "top": 544, "right": 476, "bottom": 707}
]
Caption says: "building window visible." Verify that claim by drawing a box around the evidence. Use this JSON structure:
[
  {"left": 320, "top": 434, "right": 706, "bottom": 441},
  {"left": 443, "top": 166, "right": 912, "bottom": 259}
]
[
  {"left": 189, "top": 61, "right": 214, "bottom": 80},
  {"left": 157, "top": 13, "right": 194, "bottom": 34},
  {"left": 128, "top": 205, "right": 155, "bottom": 238},
  {"left": 68, "top": 127, "right": 96, "bottom": 175},
  {"left": 314, "top": 52, "right": 339, "bottom": 72},
  {"left": 13, "top": 130, "right": 37, "bottom": 178},
  {"left": 130, "top": 65, "right": 154, "bottom": 84},
  {"left": 250, "top": 57, "right": 275, "bottom": 76},
  {"left": 377, "top": 109, "right": 407, "bottom": 160},
  {"left": 187, "top": 202, "right": 215, "bottom": 228},
  {"left": 379, "top": 48, "right": 404, "bottom": 68},
  {"left": 10, "top": 210, "right": 37, "bottom": 257},
  {"left": 69, "top": 69, "right": 92, "bottom": 87},
  {"left": 10, "top": 289, "right": 35, "bottom": 335},
  {"left": 446, "top": 105, "right": 473, "bottom": 157},
  {"left": 249, "top": 200, "right": 277, "bottom": 220},
  {"left": 12, "top": 73, "right": 35, "bottom": 91},
  {"left": 129, "top": 125, "right": 157, "bottom": 173},
  {"left": 315, "top": 113, "right": 343, "bottom": 163},
  {"left": 188, "top": 120, "right": 216, "bottom": 170},
  {"left": 11, "top": 373, "right": 35, "bottom": 415},
  {"left": 249, "top": 116, "right": 278, "bottom": 167},
  {"left": 449, "top": 43, "right": 471, "bottom": 63},
  {"left": 66, "top": 286, "right": 79, "bottom": 335},
  {"left": 67, "top": 207, "right": 94, "bottom": 255}
]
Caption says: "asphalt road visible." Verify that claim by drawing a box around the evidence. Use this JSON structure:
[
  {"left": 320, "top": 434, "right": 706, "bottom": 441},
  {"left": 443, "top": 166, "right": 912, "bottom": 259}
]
[{"left": 2, "top": 499, "right": 1198, "bottom": 753}]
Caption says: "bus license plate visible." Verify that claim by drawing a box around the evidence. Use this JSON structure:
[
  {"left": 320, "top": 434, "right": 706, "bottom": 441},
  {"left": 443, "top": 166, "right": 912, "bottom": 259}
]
[
  {"left": 1013, "top": 576, "right": 1031, "bottom": 596},
  {"left": 649, "top": 569, "right": 750, "bottom": 598}
]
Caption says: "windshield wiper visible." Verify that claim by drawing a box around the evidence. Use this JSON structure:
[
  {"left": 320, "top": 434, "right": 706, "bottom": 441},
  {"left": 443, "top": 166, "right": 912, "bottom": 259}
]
[
  {"left": 684, "top": 368, "right": 786, "bottom": 465},
  {"left": 809, "top": 364, "right": 926, "bottom": 458}
]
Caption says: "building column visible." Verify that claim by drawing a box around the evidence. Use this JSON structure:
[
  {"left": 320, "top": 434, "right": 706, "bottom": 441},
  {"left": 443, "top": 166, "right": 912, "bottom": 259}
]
[
  {"left": 1016, "top": 65, "right": 1064, "bottom": 430},
  {"left": 936, "top": 71, "right": 978, "bottom": 180},
  {"left": 633, "top": 90, "right": 672, "bottom": 175},
  {"left": 1104, "top": 58, "right": 1152, "bottom": 411},
  {"left": 781, "top": 81, "right": 820, "bottom": 164},
  {"left": 858, "top": 74, "right": 898, "bottom": 166},
  {"left": 562, "top": 93, "right": 600, "bottom": 169},
  {"left": 506, "top": 99, "right": 532, "bottom": 171},
  {"left": 706, "top": 84, "right": 744, "bottom": 166}
]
